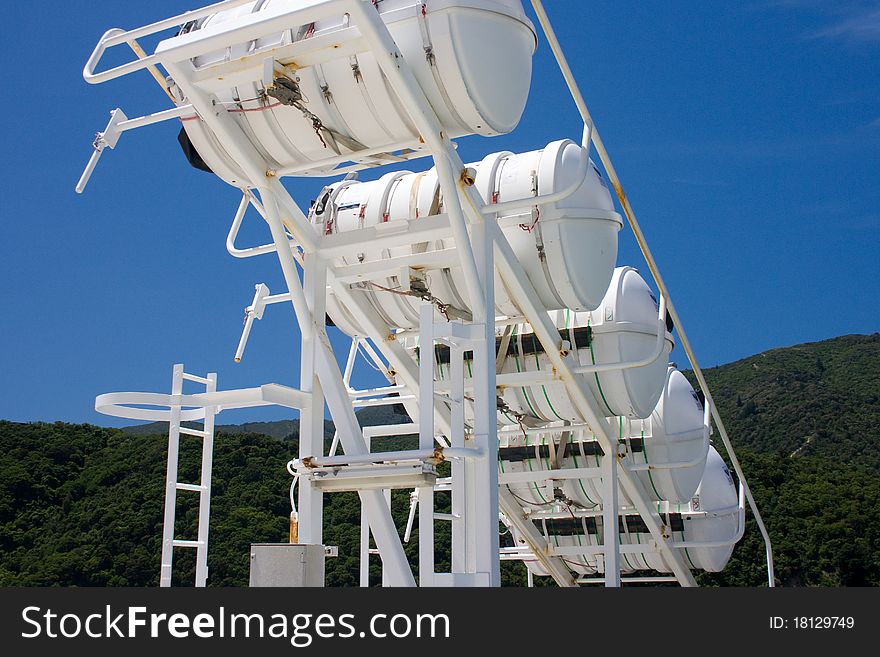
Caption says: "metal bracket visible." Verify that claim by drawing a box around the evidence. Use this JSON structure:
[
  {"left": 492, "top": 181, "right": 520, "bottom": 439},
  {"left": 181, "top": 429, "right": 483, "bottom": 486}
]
[
  {"left": 235, "top": 283, "right": 271, "bottom": 362},
  {"left": 75, "top": 108, "right": 128, "bottom": 194}
]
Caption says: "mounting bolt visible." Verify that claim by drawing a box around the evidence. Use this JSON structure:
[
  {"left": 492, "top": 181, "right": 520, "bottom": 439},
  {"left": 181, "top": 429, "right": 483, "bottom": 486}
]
[{"left": 460, "top": 167, "right": 477, "bottom": 186}]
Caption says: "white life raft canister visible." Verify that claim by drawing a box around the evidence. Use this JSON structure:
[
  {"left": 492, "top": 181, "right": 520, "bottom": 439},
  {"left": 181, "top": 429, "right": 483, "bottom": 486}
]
[
  {"left": 319, "top": 139, "right": 623, "bottom": 334},
  {"left": 497, "top": 267, "right": 673, "bottom": 423},
  {"left": 167, "top": 0, "right": 537, "bottom": 184},
  {"left": 498, "top": 368, "right": 710, "bottom": 511},
  {"left": 509, "top": 447, "right": 738, "bottom": 577}
]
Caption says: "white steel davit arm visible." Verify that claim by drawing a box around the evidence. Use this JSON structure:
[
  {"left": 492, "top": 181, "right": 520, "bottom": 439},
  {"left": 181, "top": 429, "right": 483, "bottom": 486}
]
[{"left": 530, "top": 0, "right": 775, "bottom": 587}]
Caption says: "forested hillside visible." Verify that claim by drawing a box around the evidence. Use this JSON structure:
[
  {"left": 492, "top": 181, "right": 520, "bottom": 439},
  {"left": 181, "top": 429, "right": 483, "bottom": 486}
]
[
  {"left": 1, "top": 334, "right": 878, "bottom": 586},
  {"left": 692, "top": 333, "right": 880, "bottom": 472}
]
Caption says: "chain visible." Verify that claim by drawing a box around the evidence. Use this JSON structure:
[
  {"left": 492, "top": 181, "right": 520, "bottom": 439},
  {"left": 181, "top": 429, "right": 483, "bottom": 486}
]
[{"left": 365, "top": 281, "right": 456, "bottom": 321}]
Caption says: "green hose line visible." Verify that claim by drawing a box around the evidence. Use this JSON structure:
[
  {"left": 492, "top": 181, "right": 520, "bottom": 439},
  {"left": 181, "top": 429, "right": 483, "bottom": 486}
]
[
  {"left": 585, "top": 321, "right": 616, "bottom": 416},
  {"left": 532, "top": 333, "right": 566, "bottom": 422},
  {"left": 682, "top": 531, "right": 698, "bottom": 570},
  {"left": 524, "top": 433, "right": 549, "bottom": 504},
  {"left": 567, "top": 431, "right": 597, "bottom": 506}
]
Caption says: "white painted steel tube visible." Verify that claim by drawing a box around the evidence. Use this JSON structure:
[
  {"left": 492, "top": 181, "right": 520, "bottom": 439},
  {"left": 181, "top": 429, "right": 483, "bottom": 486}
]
[
  {"left": 117, "top": 105, "right": 193, "bottom": 130},
  {"left": 258, "top": 190, "right": 315, "bottom": 340},
  {"left": 83, "top": 0, "right": 257, "bottom": 83},
  {"left": 345, "top": 0, "right": 487, "bottom": 321},
  {"left": 294, "top": 447, "right": 483, "bottom": 469},
  {"left": 348, "top": 384, "right": 407, "bottom": 399},
  {"left": 181, "top": 372, "right": 213, "bottom": 385},
  {"left": 479, "top": 150, "right": 588, "bottom": 215},
  {"left": 75, "top": 147, "right": 105, "bottom": 195},
  {"left": 84, "top": 29, "right": 161, "bottom": 85},
  {"left": 363, "top": 424, "right": 420, "bottom": 439},
  {"left": 194, "top": 373, "right": 217, "bottom": 587},
  {"left": 573, "top": 295, "right": 667, "bottom": 374},
  {"left": 159, "top": 365, "right": 184, "bottom": 587}
]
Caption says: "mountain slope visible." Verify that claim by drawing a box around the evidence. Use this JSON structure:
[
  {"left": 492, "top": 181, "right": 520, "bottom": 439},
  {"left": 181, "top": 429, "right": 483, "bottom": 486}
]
[
  {"left": 694, "top": 333, "right": 880, "bottom": 472},
  {"left": 120, "top": 405, "right": 408, "bottom": 441},
  {"left": 1, "top": 334, "right": 878, "bottom": 586}
]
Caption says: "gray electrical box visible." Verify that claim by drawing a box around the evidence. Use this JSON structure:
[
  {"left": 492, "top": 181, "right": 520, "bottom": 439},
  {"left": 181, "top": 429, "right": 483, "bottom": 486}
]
[{"left": 249, "top": 544, "right": 326, "bottom": 587}]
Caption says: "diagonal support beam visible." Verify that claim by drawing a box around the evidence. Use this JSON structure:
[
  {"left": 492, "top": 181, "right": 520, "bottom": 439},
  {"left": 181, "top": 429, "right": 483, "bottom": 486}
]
[
  {"left": 261, "top": 194, "right": 416, "bottom": 587},
  {"left": 328, "top": 249, "right": 577, "bottom": 587},
  {"left": 488, "top": 221, "right": 696, "bottom": 586}
]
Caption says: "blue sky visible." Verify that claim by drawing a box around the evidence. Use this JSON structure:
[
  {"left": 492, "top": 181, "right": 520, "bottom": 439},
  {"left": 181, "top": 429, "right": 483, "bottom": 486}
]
[{"left": 1, "top": 1, "right": 877, "bottom": 426}]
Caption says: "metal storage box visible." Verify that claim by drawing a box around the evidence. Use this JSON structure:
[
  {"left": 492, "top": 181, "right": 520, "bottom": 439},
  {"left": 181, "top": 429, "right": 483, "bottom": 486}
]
[{"left": 249, "top": 543, "right": 326, "bottom": 587}]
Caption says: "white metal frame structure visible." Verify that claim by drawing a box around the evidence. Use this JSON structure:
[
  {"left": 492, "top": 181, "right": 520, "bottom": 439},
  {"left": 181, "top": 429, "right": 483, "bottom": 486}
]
[{"left": 82, "top": 0, "right": 774, "bottom": 588}]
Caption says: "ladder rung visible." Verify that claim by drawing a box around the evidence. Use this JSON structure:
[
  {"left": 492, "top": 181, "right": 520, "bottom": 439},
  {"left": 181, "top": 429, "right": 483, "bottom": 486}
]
[
  {"left": 181, "top": 373, "right": 212, "bottom": 385},
  {"left": 176, "top": 483, "right": 207, "bottom": 492},
  {"left": 179, "top": 426, "right": 208, "bottom": 438},
  {"left": 172, "top": 540, "right": 204, "bottom": 548}
]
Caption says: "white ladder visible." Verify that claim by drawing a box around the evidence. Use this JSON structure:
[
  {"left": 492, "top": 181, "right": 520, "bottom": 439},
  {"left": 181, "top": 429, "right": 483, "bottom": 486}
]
[{"left": 160, "top": 364, "right": 218, "bottom": 587}]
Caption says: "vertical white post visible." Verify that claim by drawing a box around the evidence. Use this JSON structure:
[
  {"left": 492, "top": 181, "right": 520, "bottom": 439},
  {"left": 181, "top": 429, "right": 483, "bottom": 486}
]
[
  {"left": 602, "top": 448, "right": 621, "bottom": 587},
  {"left": 331, "top": 339, "right": 359, "bottom": 457},
  {"left": 298, "top": 252, "right": 326, "bottom": 546},
  {"left": 159, "top": 363, "right": 184, "bottom": 588},
  {"left": 260, "top": 190, "right": 415, "bottom": 586},
  {"left": 418, "top": 302, "right": 435, "bottom": 586},
  {"left": 194, "top": 372, "right": 217, "bottom": 587},
  {"left": 359, "top": 435, "right": 371, "bottom": 588},
  {"left": 359, "top": 506, "right": 370, "bottom": 587},
  {"left": 467, "top": 179, "right": 500, "bottom": 586},
  {"left": 450, "top": 342, "right": 466, "bottom": 574},
  {"left": 382, "top": 488, "right": 392, "bottom": 588}
]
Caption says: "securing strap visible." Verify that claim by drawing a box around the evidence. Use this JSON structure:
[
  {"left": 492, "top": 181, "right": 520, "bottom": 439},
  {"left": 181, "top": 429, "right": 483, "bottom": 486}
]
[
  {"left": 547, "top": 422, "right": 571, "bottom": 470},
  {"left": 415, "top": 2, "right": 472, "bottom": 134},
  {"left": 349, "top": 54, "right": 398, "bottom": 142},
  {"left": 496, "top": 325, "right": 513, "bottom": 375}
]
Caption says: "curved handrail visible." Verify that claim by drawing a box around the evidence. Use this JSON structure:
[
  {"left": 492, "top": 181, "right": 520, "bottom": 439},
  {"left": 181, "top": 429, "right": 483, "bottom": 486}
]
[
  {"left": 83, "top": 0, "right": 257, "bottom": 85},
  {"left": 226, "top": 190, "right": 302, "bottom": 259},
  {"left": 479, "top": 146, "right": 590, "bottom": 216},
  {"left": 573, "top": 294, "right": 670, "bottom": 375},
  {"left": 95, "top": 392, "right": 207, "bottom": 422},
  {"left": 626, "top": 401, "right": 711, "bottom": 473}
]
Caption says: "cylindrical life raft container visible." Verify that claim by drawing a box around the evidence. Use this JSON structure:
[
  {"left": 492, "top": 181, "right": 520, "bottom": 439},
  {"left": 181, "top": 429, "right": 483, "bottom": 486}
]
[
  {"left": 510, "top": 447, "right": 739, "bottom": 577},
  {"left": 497, "top": 267, "right": 673, "bottom": 422},
  {"left": 402, "top": 267, "right": 668, "bottom": 432},
  {"left": 498, "top": 366, "right": 708, "bottom": 510},
  {"left": 171, "top": 0, "right": 537, "bottom": 185},
  {"left": 628, "top": 366, "right": 710, "bottom": 504},
  {"left": 319, "top": 140, "right": 623, "bottom": 334}
]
